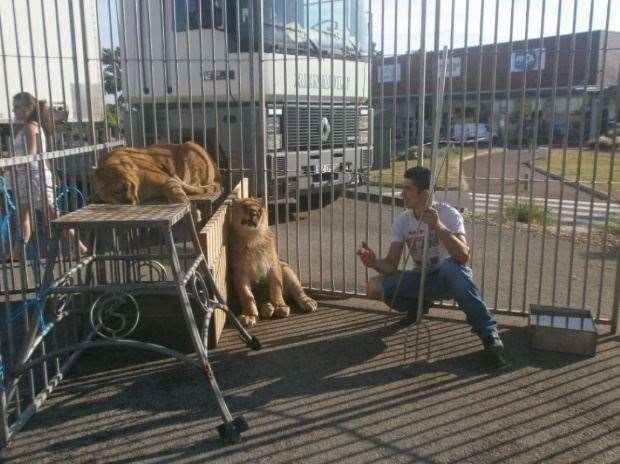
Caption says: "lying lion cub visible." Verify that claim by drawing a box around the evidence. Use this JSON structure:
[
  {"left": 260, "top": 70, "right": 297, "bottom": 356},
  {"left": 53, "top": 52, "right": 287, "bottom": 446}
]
[
  {"left": 227, "top": 197, "right": 317, "bottom": 327},
  {"left": 91, "top": 142, "right": 221, "bottom": 205}
]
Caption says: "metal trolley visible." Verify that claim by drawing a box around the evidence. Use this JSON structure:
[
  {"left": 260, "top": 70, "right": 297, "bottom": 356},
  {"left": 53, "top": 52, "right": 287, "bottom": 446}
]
[{"left": 6, "top": 203, "right": 260, "bottom": 445}]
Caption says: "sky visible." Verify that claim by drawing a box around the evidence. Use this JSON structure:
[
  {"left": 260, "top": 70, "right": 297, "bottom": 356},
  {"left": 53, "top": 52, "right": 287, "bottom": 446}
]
[
  {"left": 371, "top": 0, "right": 620, "bottom": 54},
  {"left": 97, "top": 0, "right": 620, "bottom": 54}
]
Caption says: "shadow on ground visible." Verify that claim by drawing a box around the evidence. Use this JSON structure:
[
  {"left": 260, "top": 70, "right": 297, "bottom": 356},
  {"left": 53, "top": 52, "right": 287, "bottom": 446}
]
[{"left": 2, "top": 298, "right": 619, "bottom": 464}]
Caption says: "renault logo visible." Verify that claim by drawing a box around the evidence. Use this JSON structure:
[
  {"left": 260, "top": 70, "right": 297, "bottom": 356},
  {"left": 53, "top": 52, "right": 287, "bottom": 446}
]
[{"left": 320, "top": 116, "right": 331, "bottom": 142}]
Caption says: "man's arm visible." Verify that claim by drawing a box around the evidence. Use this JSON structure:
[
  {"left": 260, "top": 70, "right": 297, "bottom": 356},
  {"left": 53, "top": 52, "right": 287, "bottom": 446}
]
[
  {"left": 357, "top": 241, "right": 404, "bottom": 274},
  {"left": 421, "top": 208, "right": 470, "bottom": 264},
  {"left": 435, "top": 224, "right": 470, "bottom": 264}
]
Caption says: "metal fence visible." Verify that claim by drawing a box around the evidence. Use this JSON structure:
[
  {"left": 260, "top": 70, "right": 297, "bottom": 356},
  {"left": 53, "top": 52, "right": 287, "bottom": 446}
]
[{"left": 0, "top": 0, "right": 618, "bottom": 448}]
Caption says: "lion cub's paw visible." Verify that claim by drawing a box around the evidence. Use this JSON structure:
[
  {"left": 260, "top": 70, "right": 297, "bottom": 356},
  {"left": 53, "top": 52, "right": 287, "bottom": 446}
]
[
  {"left": 274, "top": 304, "right": 290, "bottom": 318},
  {"left": 239, "top": 314, "right": 258, "bottom": 328},
  {"left": 260, "top": 302, "right": 275, "bottom": 319},
  {"left": 299, "top": 295, "right": 318, "bottom": 313}
]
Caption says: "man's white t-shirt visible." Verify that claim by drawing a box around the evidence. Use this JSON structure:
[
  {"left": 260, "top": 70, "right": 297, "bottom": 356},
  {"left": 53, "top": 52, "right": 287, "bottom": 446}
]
[{"left": 391, "top": 203, "right": 466, "bottom": 272}]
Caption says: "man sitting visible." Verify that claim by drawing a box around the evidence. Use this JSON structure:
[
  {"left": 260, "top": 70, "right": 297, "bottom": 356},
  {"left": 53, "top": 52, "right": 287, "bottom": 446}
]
[{"left": 357, "top": 166, "right": 508, "bottom": 370}]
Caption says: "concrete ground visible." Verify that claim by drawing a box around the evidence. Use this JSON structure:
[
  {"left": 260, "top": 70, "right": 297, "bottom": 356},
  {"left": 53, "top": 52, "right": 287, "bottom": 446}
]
[
  {"left": 1, "top": 196, "right": 618, "bottom": 463},
  {"left": 1, "top": 298, "right": 619, "bottom": 463}
]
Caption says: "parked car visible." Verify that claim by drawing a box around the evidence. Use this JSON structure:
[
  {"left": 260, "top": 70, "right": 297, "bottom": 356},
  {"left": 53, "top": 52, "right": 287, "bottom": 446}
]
[{"left": 451, "top": 123, "right": 490, "bottom": 144}]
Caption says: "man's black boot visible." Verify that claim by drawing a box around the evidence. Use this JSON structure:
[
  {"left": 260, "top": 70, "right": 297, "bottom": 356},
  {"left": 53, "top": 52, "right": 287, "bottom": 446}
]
[
  {"left": 399, "top": 300, "right": 432, "bottom": 327},
  {"left": 480, "top": 332, "right": 510, "bottom": 371}
]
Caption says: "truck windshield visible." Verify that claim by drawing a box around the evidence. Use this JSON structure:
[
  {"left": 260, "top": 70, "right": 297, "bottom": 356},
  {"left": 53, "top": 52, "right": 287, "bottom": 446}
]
[{"left": 263, "top": 0, "right": 369, "bottom": 57}]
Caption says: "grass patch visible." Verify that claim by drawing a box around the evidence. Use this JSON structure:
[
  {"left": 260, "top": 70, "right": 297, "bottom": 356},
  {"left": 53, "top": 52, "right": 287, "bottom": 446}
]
[
  {"left": 368, "top": 146, "right": 498, "bottom": 189},
  {"left": 606, "top": 219, "right": 620, "bottom": 236},
  {"left": 502, "top": 202, "right": 553, "bottom": 225},
  {"left": 534, "top": 148, "right": 620, "bottom": 200}
]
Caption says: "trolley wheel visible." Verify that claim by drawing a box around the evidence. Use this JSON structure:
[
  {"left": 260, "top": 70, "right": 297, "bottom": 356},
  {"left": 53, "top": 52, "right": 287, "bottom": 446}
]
[{"left": 217, "top": 416, "right": 249, "bottom": 444}]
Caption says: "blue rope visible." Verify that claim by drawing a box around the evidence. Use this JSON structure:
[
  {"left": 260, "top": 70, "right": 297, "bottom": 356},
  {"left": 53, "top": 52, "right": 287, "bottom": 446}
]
[
  {"left": 54, "top": 185, "right": 86, "bottom": 214},
  {"left": 10, "top": 287, "right": 53, "bottom": 332},
  {"left": 0, "top": 175, "right": 16, "bottom": 244},
  {"left": 0, "top": 362, "right": 5, "bottom": 392}
]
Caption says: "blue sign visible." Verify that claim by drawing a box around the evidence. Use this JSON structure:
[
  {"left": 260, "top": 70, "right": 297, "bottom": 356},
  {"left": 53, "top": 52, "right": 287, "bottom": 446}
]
[{"left": 511, "top": 48, "right": 545, "bottom": 72}]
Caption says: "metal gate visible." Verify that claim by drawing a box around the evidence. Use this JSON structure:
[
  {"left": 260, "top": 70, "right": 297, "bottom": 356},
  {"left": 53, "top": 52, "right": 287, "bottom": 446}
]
[{"left": 0, "top": 0, "right": 618, "bottom": 447}]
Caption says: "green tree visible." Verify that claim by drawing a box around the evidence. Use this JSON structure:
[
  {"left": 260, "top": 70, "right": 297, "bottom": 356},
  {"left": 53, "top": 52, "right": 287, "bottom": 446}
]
[{"left": 102, "top": 46, "right": 122, "bottom": 99}]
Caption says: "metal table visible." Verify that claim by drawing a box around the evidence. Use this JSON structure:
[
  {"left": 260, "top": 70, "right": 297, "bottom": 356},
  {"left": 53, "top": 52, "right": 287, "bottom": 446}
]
[{"left": 8, "top": 203, "right": 260, "bottom": 444}]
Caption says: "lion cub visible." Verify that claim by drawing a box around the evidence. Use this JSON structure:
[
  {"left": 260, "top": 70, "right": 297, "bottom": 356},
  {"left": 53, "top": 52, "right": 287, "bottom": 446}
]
[{"left": 227, "top": 197, "right": 317, "bottom": 327}]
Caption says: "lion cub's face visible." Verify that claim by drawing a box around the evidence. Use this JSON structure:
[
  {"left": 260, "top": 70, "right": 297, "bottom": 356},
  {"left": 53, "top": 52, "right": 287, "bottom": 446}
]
[
  {"left": 228, "top": 197, "right": 268, "bottom": 238},
  {"left": 91, "top": 165, "right": 138, "bottom": 205}
]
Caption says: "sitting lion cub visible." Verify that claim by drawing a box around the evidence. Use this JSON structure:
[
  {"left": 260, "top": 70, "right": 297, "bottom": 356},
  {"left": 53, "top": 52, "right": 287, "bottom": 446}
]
[
  {"left": 227, "top": 197, "right": 317, "bottom": 327},
  {"left": 91, "top": 142, "right": 221, "bottom": 205}
]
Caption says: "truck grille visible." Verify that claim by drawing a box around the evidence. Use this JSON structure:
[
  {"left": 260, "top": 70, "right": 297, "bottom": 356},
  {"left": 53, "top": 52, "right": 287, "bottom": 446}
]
[{"left": 284, "top": 105, "right": 358, "bottom": 150}]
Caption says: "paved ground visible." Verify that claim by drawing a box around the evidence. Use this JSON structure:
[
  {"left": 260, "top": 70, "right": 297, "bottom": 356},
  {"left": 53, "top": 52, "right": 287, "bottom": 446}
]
[
  {"left": 1, "top": 197, "right": 618, "bottom": 462},
  {"left": 460, "top": 149, "right": 603, "bottom": 203},
  {"left": 1, "top": 300, "right": 619, "bottom": 463}
]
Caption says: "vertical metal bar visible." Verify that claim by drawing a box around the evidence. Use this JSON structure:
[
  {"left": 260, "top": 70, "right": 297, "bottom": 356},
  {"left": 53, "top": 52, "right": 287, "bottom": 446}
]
[
  {"left": 469, "top": 0, "right": 484, "bottom": 272},
  {"left": 341, "top": 0, "right": 348, "bottom": 293},
  {"left": 537, "top": 0, "right": 563, "bottom": 305},
  {"left": 330, "top": 0, "right": 336, "bottom": 290},
  {"left": 257, "top": 0, "right": 268, "bottom": 201},
  {"left": 566, "top": 0, "right": 595, "bottom": 308},
  {"left": 378, "top": 0, "right": 385, "bottom": 258},
  {"left": 596, "top": 63, "right": 619, "bottom": 323},
  {"left": 551, "top": 0, "right": 579, "bottom": 305},
  {"left": 353, "top": 0, "right": 360, "bottom": 294},
  {"left": 404, "top": 0, "right": 413, "bottom": 183},
  {"left": 457, "top": 0, "right": 469, "bottom": 207},
  {"left": 317, "top": 0, "right": 323, "bottom": 289},
  {"left": 443, "top": 0, "right": 456, "bottom": 203},
  {"left": 306, "top": 0, "right": 311, "bottom": 287},
  {"left": 144, "top": 0, "right": 158, "bottom": 143},
  {"left": 222, "top": 0, "right": 233, "bottom": 191},
  {"left": 79, "top": 0, "right": 97, "bottom": 195},
  {"left": 197, "top": 0, "right": 207, "bottom": 149},
  {"left": 270, "top": 0, "right": 279, "bottom": 250},
  {"left": 132, "top": 0, "right": 146, "bottom": 145},
  {"left": 235, "top": 0, "right": 245, "bottom": 195},
  {"left": 294, "top": 0, "right": 301, "bottom": 277},
  {"left": 95, "top": 0, "right": 110, "bottom": 152},
  {"left": 208, "top": 0, "right": 220, "bottom": 175},
  {"left": 159, "top": 0, "right": 171, "bottom": 142},
  {"left": 390, "top": 0, "right": 399, "bottom": 227},
  {"left": 417, "top": 0, "right": 427, "bottom": 167},
  {"left": 508, "top": 0, "right": 532, "bottom": 311},
  {"left": 184, "top": 0, "right": 194, "bottom": 141},
  {"left": 584, "top": 4, "right": 612, "bottom": 317},
  {"left": 480, "top": 0, "right": 500, "bottom": 300},
  {"left": 118, "top": 0, "right": 134, "bottom": 145},
  {"left": 521, "top": 0, "right": 548, "bottom": 312},
  {"left": 364, "top": 1, "right": 371, "bottom": 292},
  {"left": 170, "top": 0, "right": 183, "bottom": 142},
  {"left": 249, "top": 0, "right": 258, "bottom": 197},
  {"left": 493, "top": 0, "right": 516, "bottom": 313},
  {"left": 0, "top": 2, "right": 22, "bottom": 419}
]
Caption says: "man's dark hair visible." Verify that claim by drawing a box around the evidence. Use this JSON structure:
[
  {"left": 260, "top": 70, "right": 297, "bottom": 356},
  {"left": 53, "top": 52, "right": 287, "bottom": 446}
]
[{"left": 404, "top": 166, "right": 431, "bottom": 191}]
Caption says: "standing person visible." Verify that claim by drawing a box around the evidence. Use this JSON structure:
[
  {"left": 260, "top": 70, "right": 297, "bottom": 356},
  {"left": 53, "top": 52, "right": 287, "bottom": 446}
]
[
  {"left": 357, "top": 166, "right": 508, "bottom": 370},
  {"left": 10, "top": 92, "right": 86, "bottom": 260}
]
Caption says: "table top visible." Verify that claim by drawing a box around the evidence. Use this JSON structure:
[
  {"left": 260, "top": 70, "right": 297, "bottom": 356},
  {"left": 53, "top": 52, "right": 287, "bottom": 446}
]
[{"left": 52, "top": 203, "right": 191, "bottom": 229}]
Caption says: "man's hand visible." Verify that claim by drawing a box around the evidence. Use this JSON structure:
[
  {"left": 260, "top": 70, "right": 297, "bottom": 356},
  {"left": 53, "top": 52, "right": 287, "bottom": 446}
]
[
  {"left": 357, "top": 241, "right": 378, "bottom": 270},
  {"left": 420, "top": 207, "right": 441, "bottom": 230}
]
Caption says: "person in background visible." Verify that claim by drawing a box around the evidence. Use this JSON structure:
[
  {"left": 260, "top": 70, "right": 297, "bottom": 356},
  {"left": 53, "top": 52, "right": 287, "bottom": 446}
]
[{"left": 10, "top": 92, "right": 87, "bottom": 260}]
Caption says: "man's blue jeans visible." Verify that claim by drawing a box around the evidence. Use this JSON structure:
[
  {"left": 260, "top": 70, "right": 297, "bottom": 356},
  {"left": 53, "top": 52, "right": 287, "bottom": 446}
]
[{"left": 379, "top": 258, "right": 498, "bottom": 337}]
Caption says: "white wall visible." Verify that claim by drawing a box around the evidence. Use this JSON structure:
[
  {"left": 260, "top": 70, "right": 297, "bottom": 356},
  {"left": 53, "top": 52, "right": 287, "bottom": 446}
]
[{"left": 0, "top": 0, "right": 103, "bottom": 124}]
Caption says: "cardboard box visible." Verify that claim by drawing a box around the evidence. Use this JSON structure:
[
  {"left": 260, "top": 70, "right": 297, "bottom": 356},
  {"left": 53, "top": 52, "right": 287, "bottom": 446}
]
[{"left": 528, "top": 305, "right": 597, "bottom": 356}]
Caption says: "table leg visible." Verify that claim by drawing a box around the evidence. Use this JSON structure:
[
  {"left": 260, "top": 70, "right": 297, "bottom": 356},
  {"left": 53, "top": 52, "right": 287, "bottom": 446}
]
[{"left": 164, "top": 227, "right": 247, "bottom": 444}]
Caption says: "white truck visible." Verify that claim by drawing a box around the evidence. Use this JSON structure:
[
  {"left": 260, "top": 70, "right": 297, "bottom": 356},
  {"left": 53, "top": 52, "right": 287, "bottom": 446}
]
[{"left": 120, "top": 0, "right": 372, "bottom": 201}]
